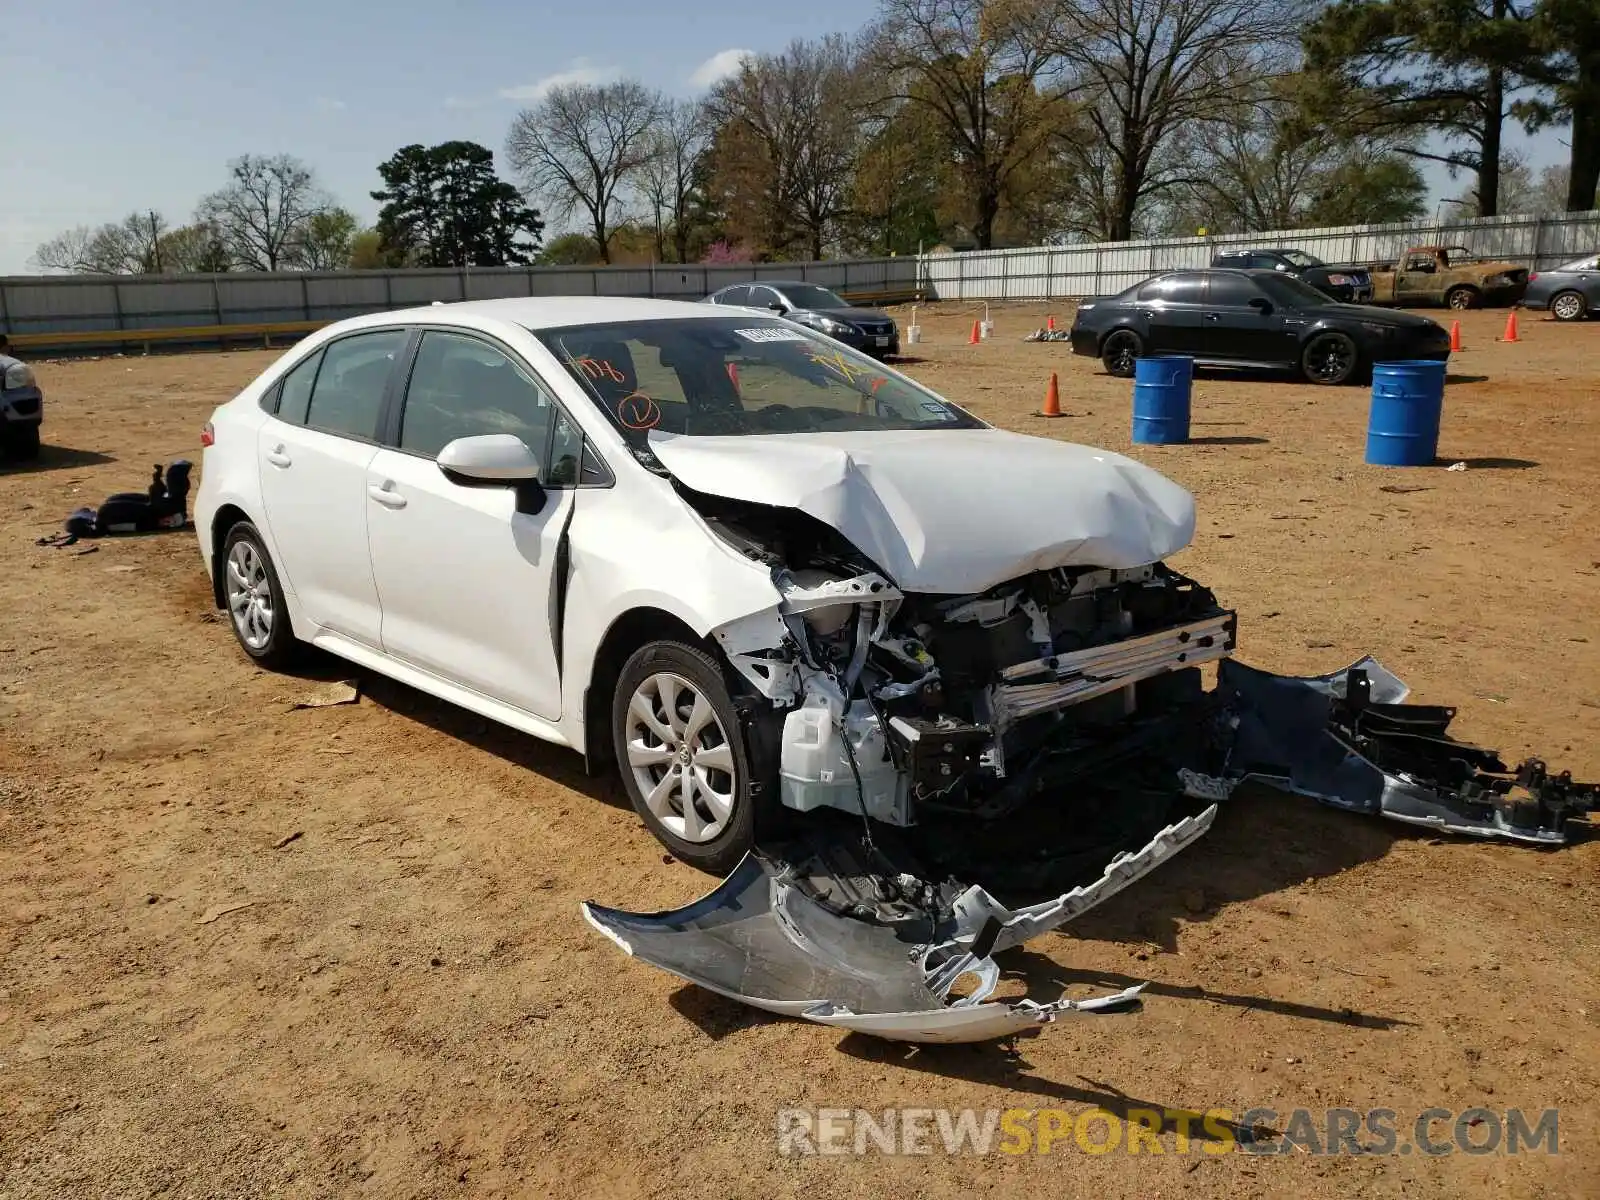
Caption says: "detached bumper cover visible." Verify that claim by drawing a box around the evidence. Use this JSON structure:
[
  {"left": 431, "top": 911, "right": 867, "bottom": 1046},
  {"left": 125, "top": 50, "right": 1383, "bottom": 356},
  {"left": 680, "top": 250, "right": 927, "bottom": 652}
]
[
  {"left": 585, "top": 657, "right": 1594, "bottom": 1043},
  {"left": 583, "top": 805, "right": 1216, "bottom": 1045}
]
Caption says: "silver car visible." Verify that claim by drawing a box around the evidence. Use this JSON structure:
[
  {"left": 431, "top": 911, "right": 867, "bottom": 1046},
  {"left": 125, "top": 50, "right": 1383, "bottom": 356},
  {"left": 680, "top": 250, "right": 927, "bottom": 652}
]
[{"left": 1521, "top": 252, "right": 1599, "bottom": 321}]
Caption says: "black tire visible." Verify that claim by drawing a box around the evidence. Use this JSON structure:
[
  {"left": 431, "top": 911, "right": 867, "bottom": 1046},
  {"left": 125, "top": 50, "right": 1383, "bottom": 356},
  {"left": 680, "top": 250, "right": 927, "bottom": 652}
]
[
  {"left": 1100, "top": 329, "right": 1143, "bottom": 377},
  {"left": 219, "top": 521, "right": 300, "bottom": 670},
  {"left": 2, "top": 423, "right": 41, "bottom": 461},
  {"left": 1550, "top": 290, "right": 1588, "bottom": 322},
  {"left": 611, "top": 639, "right": 759, "bottom": 874},
  {"left": 1301, "top": 331, "right": 1360, "bottom": 386},
  {"left": 1445, "top": 286, "right": 1480, "bottom": 311}
]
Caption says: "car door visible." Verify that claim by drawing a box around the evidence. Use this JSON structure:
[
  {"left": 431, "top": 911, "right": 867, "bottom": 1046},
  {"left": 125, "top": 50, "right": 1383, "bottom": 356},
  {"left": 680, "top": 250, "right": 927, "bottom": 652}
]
[
  {"left": 364, "top": 328, "right": 593, "bottom": 721},
  {"left": 256, "top": 328, "right": 408, "bottom": 647},
  {"left": 1138, "top": 274, "right": 1208, "bottom": 354},
  {"left": 1396, "top": 252, "right": 1440, "bottom": 304},
  {"left": 747, "top": 285, "right": 786, "bottom": 314},
  {"left": 1201, "top": 273, "right": 1286, "bottom": 362}
]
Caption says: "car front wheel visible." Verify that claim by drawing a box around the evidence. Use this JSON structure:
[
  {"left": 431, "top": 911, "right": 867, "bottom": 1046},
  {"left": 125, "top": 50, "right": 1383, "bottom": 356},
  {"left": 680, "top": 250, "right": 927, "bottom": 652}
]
[
  {"left": 220, "top": 521, "right": 300, "bottom": 669},
  {"left": 612, "top": 640, "right": 757, "bottom": 874},
  {"left": 1302, "top": 331, "right": 1360, "bottom": 386},
  {"left": 1550, "top": 290, "right": 1588, "bottom": 321},
  {"left": 1100, "top": 329, "right": 1143, "bottom": 377}
]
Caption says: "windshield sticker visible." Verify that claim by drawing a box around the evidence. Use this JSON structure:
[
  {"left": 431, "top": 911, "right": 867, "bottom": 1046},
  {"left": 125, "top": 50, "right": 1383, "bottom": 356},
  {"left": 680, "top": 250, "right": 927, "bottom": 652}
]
[
  {"left": 919, "top": 400, "right": 949, "bottom": 416},
  {"left": 616, "top": 391, "right": 661, "bottom": 431},
  {"left": 733, "top": 327, "right": 810, "bottom": 343}
]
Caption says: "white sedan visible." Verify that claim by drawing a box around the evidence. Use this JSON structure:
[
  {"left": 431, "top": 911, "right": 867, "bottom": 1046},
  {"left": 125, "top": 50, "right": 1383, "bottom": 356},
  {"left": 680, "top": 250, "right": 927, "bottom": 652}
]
[{"left": 194, "top": 296, "right": 1590, "bottom": 1042}]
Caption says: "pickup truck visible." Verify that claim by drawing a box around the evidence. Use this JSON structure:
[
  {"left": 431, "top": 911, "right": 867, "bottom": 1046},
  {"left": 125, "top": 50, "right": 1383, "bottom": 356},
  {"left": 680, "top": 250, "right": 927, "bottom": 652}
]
[{"left": 1355, "top": 245, "right": 1529, "bottom": 310}]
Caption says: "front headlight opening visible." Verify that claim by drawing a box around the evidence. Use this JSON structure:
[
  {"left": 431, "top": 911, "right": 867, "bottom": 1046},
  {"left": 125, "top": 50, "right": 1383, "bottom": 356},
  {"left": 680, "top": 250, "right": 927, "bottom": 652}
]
[{"left": 3, "top": 362, "right": 35, "bottom": 389}]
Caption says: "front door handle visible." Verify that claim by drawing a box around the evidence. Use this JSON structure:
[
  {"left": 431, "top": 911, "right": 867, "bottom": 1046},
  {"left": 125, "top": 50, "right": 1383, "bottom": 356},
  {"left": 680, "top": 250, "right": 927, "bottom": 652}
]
[
  {"left": 266, "top": 445, "right": 291, "bottom": 468},
  {"left": 1204, "top": 312, "right": 1221, "bottom": 321},
  {"left": 367, "top": 482, "right": 407, "bottom": 509}
]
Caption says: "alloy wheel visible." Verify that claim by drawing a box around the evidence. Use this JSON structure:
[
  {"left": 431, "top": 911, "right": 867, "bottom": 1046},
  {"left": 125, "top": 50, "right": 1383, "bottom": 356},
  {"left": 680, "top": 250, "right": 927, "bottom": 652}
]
[
  {"left": 624, "top": 672, "right": 737, "bottom": 844},
  {"left": 1104, "top": 332, "right": 1138, "bottom": 375},
  {"left": 1552, "top": 292, "right": 1585, "bottom": 321},
  {"left": 226, "top": 540, "right": 274, "bottom": 651},
  {"left": 1307, "top": 337, "right": 1354, "bottom": 384}
]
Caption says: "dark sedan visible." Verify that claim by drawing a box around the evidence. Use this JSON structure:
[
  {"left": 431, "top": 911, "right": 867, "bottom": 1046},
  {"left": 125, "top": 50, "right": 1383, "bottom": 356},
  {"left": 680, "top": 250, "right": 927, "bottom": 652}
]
[
  {"left": 1519, "top": 253, "right": 1598, "bottom": 321},
  {"left": 1069, "top": 269, "right": 1451, "bottom": 385},
  {"left": 1211, "top": 247, "right": 1375, "bottom": 303},
  {"left": 704, "top": 280, "right": 900, "bottom": 358}
]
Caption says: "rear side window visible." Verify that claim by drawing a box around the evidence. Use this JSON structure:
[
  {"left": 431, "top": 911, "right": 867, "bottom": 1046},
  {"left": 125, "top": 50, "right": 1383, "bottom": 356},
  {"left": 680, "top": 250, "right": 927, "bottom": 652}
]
[
  {"left": 273, "top": 349, "right": 324, "bottom": 424},
  {"left": 305, "top": 330, "right": 408, "bottom": 440},
  {"left": 1137, "top": 275, "right": 1206, "bottom": 304}
]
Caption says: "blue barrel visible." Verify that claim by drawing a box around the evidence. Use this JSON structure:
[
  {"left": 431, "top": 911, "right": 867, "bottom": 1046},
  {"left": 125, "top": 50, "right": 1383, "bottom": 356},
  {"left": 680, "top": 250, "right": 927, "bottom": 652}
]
[
  {"left": 1131, "top": 356, "right": 1194, "bottom": 444},
  {"left": 1366, "top": 360, "right": 1446, "bottom": 466}
]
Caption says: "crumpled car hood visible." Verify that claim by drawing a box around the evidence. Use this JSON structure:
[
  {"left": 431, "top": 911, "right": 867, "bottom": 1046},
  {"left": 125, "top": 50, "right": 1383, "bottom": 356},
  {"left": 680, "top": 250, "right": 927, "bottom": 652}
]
[{"left": 648, "top": 428, "right": 1196, "bottom": 594}]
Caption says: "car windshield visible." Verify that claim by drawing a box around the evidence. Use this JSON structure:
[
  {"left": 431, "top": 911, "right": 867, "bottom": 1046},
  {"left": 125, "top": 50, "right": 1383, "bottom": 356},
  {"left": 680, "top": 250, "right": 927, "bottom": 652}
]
[
  {"left": 1280, "top": 251, "right": 1323, "bottom": 267},
  {"left": 774, "top": 284, "right": 848, "bottom": 310},
  {"left": 1554, "top": 254, "right": 1598, "bottom": 272},
  {"left": 1255, "top": 273, "right": 1336, "bottom": 308},
  {"left": 535, "top": 317, "right": 982, "bottom": 440}
]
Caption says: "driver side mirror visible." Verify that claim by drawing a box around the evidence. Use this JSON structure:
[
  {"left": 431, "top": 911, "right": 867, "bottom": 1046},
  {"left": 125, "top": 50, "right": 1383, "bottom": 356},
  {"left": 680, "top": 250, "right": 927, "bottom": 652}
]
[
  {"left": 437, "top": 434, "right": 546, "bottom": 513},
  {"left": 768, "top": 301, "right": 787, "bottom": 313},
  {"left": 1248, "top": 297, "right": 1273, "bottom": 314}
]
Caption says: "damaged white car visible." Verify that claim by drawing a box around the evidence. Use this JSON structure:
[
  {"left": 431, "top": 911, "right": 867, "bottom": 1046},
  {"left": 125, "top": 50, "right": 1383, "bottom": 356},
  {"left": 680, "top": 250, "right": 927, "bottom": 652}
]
[{"left": 195, "top": 297, "right": 1597, "bottom": 1044}]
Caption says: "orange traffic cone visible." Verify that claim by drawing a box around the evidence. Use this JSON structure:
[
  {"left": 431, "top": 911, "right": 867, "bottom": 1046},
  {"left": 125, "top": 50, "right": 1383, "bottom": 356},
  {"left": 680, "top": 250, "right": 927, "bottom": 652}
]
[
  {"left": 1449, "top": 320, "right": 1462, "bottom": 352},
  {"left": 1047, "top": 314, "right": 1056, "bottom": 331},
  {"left": 727, "top": 361, "right": 740, "bottom": 390},
  {"left": 1500, "top": 309, "right": 1520, "bottom": 343},
  {"left": 969, "top": 319, "right": 982, "bottom": 345},
  {"left": 1036, "top": 372, "right": 1064, "bottom": 418}
]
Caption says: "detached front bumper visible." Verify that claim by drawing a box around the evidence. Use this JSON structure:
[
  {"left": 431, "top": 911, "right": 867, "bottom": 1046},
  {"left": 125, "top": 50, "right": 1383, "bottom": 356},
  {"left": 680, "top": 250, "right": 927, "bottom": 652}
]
[{"left": 585, "top": 653, "right": 1595, "bottom": 1044}]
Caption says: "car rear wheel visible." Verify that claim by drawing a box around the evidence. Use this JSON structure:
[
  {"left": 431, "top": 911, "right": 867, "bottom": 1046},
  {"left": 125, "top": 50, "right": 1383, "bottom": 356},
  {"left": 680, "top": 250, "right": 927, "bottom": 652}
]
[
  {"left": 612, "top": 640, "right": 757, "bottom": 874},
  {"left": 1550, "top": 290, "right": 1588, "bottom": 322},
  {"left": 1302, "top": 332, "right": 1360, "bottom": 386},
  {"left": 1100, "top": 329, "right": 1143, "bottom": 377},
  {"left": 2, "top": 423, "right": 41, "bottom": 461},
  {"left": 220, "top": 522, "right": 300, "bottom": 669},
  {"left": 1445, "top": 286, "right": 1480, "bottom": 311}
]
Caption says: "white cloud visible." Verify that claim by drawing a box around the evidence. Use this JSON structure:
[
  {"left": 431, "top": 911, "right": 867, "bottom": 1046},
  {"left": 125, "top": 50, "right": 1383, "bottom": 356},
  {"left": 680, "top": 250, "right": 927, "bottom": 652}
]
[
  {"left": 688, "top": 48, "right": 752, "bottom": 90},
  {"left": 498, "top": 57, "right": 621, "bottom": 103}
]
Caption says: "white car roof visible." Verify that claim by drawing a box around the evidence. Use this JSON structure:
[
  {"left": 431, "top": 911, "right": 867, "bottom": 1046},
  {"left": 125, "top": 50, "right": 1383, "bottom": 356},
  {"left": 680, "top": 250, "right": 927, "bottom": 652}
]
[{"left": 343, "top": 295, "right": 731, "bottom": 334}]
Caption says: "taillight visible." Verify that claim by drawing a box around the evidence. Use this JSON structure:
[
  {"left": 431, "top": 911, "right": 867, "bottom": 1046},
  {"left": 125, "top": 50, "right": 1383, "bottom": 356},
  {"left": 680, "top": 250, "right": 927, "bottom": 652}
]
[
  {"left": 200, "top": 422, "right": 215, "bottom": 447},
  {"left": 1529, "top": 272, "right": 1539, "bottom": 282}
]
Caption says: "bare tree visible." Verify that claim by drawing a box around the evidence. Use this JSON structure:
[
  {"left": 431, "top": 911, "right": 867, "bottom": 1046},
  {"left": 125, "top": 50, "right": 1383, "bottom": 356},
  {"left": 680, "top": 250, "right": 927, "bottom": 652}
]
[
  {"left": 1050, "top": 0, "right": 1303, "bottom": 240},
  {"left": 505, "top": 81, "right": 662, "bottom": 264},
  {"left": 703, "top": 36, "right": 864, "bottom": 259},
  {"left": 638, "top": 99, "right": 711, "bottom": 262},
  {"left": 866, "top": 0, "right": 1074, "bottom": 250},
  {"left": 32, "top": 211, "right": 170, "bottom": 274},
  {"left": 199, "top": 154, "right": 330, "bottom": 270}
]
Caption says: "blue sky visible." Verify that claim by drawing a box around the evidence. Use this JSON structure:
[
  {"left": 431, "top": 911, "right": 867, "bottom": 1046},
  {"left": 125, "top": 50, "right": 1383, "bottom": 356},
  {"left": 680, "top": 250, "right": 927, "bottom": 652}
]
[{"left": 0, "top": 0, "right": 1573, "bottom": 274}]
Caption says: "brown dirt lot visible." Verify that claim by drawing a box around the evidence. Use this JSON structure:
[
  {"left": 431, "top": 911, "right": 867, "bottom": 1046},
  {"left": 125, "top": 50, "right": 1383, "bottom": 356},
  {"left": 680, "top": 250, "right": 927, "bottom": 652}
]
[{"left": 2, "top": 303, "right": 1598, "bottom": 1199}]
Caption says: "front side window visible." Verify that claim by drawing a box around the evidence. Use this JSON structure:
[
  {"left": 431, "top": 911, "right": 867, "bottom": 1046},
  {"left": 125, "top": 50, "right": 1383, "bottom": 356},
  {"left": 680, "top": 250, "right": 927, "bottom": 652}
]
[
  {"left": 715, "top": 285, "right": 751, "bottom": 307},
  {"left": 1255, "top": 273, "right": 1335, "bottom": 308},
  {"left": 1555, "top": 255, "right": 1598, "bottom": 272},
  {"left": 398, "top": 331, "right": 553, "bottom": 460},
  {"left": 1207, "top": 274, "right": 1262, "bottom": 306},
  {"left": 305, "top": 329, "right": 408, "bottom": 439},
  {"left": 536, "top": 317, "right": 982, "bottom": 441}
]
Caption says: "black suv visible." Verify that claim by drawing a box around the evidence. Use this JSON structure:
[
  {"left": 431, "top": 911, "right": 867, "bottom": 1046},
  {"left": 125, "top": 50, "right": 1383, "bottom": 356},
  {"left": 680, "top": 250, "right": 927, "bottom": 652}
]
[{"left": 1210, "top": 248, "right": 1373, "bottom": 304}]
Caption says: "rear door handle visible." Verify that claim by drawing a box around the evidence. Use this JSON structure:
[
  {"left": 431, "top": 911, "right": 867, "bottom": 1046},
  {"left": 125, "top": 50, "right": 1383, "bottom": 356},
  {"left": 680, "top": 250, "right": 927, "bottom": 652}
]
[
  {"left": 1203, "top": 312, "right": 1221, "bottom": 321},
  {"left": 367, "top": 482, "right": 407, "bottom": 509},
  {"left": 266, "top": 445, "right": 291, "bottom": 468}
]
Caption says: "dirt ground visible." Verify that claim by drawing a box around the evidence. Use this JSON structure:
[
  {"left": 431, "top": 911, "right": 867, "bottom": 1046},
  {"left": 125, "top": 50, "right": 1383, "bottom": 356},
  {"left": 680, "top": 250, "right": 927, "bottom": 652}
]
[{"left": 2, "top": 302, "right": 1598, "bottom": 1199}]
